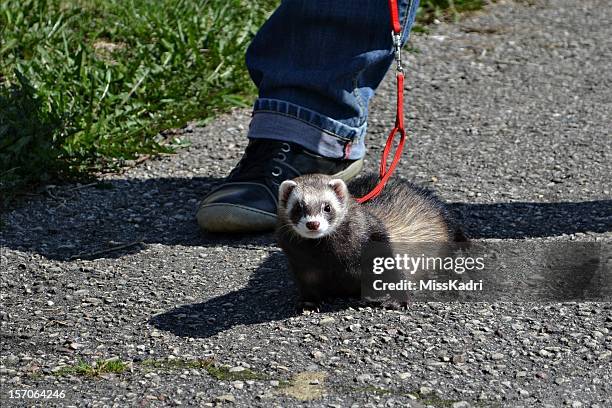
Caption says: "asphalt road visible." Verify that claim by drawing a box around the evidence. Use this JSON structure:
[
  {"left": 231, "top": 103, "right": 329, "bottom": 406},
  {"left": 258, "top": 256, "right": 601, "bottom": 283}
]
[{"left": 1, "top": 0, "right": 611, "bottom": 406}]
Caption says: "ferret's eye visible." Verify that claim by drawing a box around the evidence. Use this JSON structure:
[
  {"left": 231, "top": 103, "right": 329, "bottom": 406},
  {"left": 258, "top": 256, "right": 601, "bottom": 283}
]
[{"left": 323, "top": 203, "right": 331, "bottom": 213}]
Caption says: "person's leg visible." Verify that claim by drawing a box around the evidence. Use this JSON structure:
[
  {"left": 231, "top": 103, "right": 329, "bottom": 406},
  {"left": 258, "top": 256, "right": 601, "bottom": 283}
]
[
  {"left": 198, "top": 0, "right": 419, "bottom": 233},
  {"left": 247, "top": 0, "right": 419, "bottom": 160}
]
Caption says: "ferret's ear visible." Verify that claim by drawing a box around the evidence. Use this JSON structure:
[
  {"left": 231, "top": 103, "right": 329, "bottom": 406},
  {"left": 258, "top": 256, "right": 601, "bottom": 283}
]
[
  {"left": 329, "top": 179, "right": 348, "bottom": 202},
  {"left": 279, "top": 180, "right": 298, "bottom": 203}
]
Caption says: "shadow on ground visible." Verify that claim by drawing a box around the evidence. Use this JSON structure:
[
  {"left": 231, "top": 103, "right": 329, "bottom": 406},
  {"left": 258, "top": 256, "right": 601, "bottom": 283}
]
[
  {"left": 150, "top": 237, "right": 611, "bottom": 340},
  {"left": 150, "top": 251, "right": 298, "bottom": 338},
  {"left": 1, "top": 176, "right": 610, "bottom": 261},
  {"left": 149, "top": 250, "right": 359, "bottom": 338},
  {"left": 0, "top": 176, "right": 276, "bottom": 260},
  {"left": 452, "top": 200, "right": 612, "bottom": 240}
]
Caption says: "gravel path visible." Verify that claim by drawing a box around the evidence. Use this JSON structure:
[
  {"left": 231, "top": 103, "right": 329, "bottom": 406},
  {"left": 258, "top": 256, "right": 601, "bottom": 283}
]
[{"left": 1, "top": 0, "right": 611, "bottom": 406}]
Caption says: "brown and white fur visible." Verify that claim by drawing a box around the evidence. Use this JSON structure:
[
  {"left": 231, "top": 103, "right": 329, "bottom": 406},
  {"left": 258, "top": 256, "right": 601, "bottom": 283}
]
[{"left": 276, "top": 173, "right": 466, "bottom": 306}]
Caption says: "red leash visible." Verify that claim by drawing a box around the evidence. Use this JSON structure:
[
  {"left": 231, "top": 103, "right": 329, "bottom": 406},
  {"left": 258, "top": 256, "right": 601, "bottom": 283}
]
[{"left": 356, "top": 0, "right": 406, "bottom": 204}]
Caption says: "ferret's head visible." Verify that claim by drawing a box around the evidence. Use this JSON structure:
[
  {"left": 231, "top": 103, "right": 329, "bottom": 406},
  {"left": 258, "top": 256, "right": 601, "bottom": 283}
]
[{"left": 277, "top": 174, "right": 349, "bottom": 239}]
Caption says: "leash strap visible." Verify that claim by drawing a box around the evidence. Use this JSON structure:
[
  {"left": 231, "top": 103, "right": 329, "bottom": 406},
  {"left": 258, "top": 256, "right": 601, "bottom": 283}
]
[{"left": 356, "top": 0, "right": 406, "bottom": 204}]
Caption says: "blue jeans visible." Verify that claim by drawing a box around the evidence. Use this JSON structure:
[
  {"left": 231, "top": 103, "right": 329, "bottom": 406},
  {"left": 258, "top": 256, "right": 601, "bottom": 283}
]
[{"left": 246, "top": 0, "right": 419, "bottom": 160}]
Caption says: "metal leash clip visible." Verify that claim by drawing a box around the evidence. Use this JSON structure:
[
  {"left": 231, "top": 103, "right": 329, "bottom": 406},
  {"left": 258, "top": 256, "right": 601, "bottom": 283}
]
[{"left": 392, "top": 32, "right": 403, "bottom": 73}]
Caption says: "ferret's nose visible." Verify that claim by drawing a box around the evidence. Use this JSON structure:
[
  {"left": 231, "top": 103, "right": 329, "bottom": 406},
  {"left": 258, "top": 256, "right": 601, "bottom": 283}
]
[{"left": 306, "top": 221, "right": 320, "bottom": 231}]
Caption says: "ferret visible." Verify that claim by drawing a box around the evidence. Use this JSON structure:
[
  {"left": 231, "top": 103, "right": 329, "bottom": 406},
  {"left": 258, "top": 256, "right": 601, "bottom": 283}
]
[{"left": 276, "top": 173, "right": 466, "bottom": 306}]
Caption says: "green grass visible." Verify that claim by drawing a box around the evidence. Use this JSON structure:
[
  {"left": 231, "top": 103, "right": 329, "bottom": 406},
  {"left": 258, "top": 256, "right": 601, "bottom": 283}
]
[
  {"left": 141, "top": 358, "right": 214, "bottom": 371},
  {"left": 0, "top": 0, "right": 485, "bottom": 207},
  {"left": 49, "top": 357, "right": 271, "bottom": 382},
  {"left": 205, "top": 365, "right": 269, "bottom": 381},
  {"left": 0, "top": 0, "right": 277, "bottom": 205},
  {"left": 417, "top": 0, "right": 486, "bottom": 25},
  {"left": 54, "top": 359, "right": 129, "bottom": 377}
]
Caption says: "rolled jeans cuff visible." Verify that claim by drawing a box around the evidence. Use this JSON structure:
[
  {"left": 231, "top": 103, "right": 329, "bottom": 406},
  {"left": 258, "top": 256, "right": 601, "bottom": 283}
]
[{"left": 247, "top": 98, "right": 367, "bottom": 160}]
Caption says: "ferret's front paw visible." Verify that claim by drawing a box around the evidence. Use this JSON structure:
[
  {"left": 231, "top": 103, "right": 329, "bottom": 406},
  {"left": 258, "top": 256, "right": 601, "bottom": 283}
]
[
  {"left": 297, "top": 300, "right": 321, "bottom": 313},
  {"left": 376, "top": 298, "right": 408, "bottom": 310},
  {"left": 369, "top": 298, "right": 408, "bottom": 310}
]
